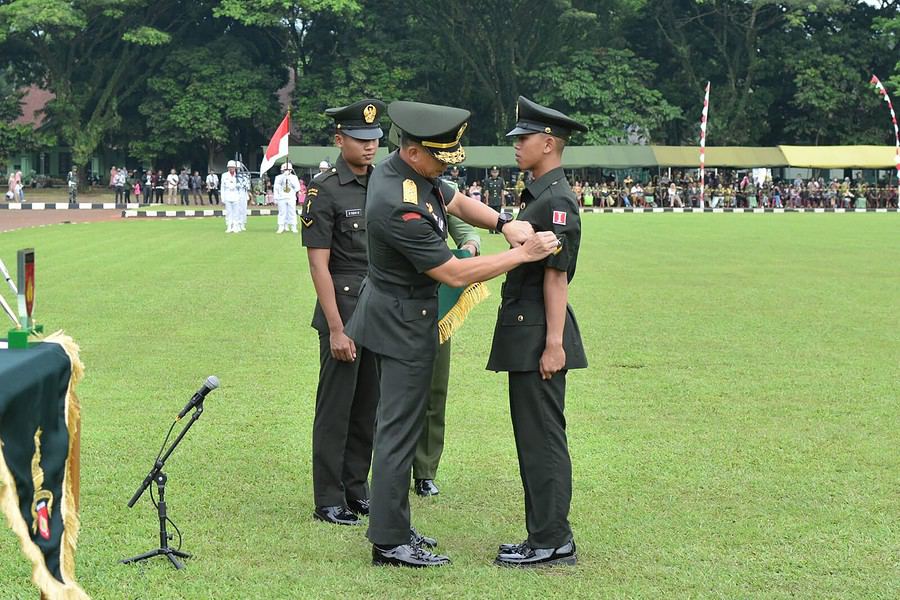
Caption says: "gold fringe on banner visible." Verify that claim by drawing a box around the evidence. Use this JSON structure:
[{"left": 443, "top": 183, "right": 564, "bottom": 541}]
[
  {"left": 0, "top": 331, "right": 90, "bottom": 600},
  {"left": 438, "top": 282, "right": 490, "bottom": 344}
]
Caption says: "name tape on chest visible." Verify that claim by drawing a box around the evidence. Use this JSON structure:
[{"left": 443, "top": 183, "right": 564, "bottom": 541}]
[
  {"left": 552, "top": 210, "right": 567, "bottom": 226},
  {"left": 345, "top": 208, "right": 362, "bottom": 218}
]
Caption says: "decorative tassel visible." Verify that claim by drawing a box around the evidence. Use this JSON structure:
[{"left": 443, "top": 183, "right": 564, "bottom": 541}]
[{"left": 438, "top": 282, "right": 490, "bottom": 344}]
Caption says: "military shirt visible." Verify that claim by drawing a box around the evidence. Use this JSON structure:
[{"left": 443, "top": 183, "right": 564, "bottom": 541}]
[
  {"left": 301, "top": 155, "right": 371, "bottom": 333},
  {"left": 486, "top": 166, "right": 587, "bottom": 372},
  {"left": 485, "top": 176, "right": 505, "bottom": 207},
  {"left": 345, "top": 151, "right": 455, "bottom": 361}
]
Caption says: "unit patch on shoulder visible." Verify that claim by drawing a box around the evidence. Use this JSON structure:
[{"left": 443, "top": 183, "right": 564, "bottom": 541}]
[
  {"left": 552, "top": 210, "right": 567, "bottom": 225},
  {"left": 403, "top": 179, "right": 418, "bottom": 204},
  {"left": 401, "top": 212, "right": 422, "bottom": 221}
]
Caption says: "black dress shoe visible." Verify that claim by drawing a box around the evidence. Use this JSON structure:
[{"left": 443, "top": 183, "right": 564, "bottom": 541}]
[
  {"left": 347, "top": 497, "right": 370, "bottom": 516},
  {"left": 372, "top": 544, "right": 450, "bottom": 568},
  {"left": 313, "top": 505, "right": 360, "bottom": 526},
  {"left": 498, "top": 540, "right": 526, "bottom": 554},
  {"left": 414, "top": 479, "right": 439, "bottom": 496},
  {"left": 410, "top": 527, "right": 437, "bottom": 549},
  {"left": 494, "top": 540, "right": 577, "bottom": 568}
]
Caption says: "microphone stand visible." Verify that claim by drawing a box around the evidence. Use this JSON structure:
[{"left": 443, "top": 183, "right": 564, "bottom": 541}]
[{"left": 121, "top": 402, "right": 205, "bottom": 569}]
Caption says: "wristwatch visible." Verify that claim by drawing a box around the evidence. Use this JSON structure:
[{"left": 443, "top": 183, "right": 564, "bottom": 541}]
[{"left": 496, "top": 211, "right": 514, "bottom": 232}]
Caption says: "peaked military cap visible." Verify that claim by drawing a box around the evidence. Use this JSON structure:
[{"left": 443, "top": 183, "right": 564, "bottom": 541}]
[
  {"left": 325, "top": 99, "right": 386, "bottom": 140},
  {"left": 506, "top": 96, "right": 587, "bottom": 140},
  {"left": 388, "top": 100, "right": 470, "bottom": 165}
]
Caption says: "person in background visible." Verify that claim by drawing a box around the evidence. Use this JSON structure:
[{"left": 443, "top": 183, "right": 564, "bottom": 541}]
[
  {"left": 67, "top": 166, "right": 78, "bottom": 205},
  {"left": 206, "top": 170, "right": 220, "bottom": 205},
  {"left": 191, "top": 170, "right": 204, "bottom": 205},
  {"left": 273, "top": 161, "right": 300, "bottom": 233},
  {"left": 166, "top": 168, "right": 178, "bottom": 204},
  {"left": 178, "top": 167, "right": 190, "bottom": 206}
]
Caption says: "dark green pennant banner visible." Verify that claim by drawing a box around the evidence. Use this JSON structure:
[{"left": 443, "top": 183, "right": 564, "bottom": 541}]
[{"left": 0, "top": 341, "right": 87, "bottom": 597}]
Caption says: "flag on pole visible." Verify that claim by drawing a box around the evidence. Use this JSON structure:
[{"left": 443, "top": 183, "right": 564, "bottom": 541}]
[
  {"left": 259, "top": 113, "right": 291, "bottom": 175},
  {"left": 869, "top": 75, "right": 900, "bottom": 200},
  {"left": 699, "top": 81, "right": 710, "bottom": 208}
]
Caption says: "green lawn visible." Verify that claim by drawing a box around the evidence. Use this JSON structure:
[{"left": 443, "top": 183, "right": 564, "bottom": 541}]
[{"left": 1, "top": 214, "right": 898, "bottom": 599}]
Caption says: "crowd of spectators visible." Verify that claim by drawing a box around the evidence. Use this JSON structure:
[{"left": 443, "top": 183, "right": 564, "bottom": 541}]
[{"left": 568, "top": 172, "right": 899, "bottom": 209}]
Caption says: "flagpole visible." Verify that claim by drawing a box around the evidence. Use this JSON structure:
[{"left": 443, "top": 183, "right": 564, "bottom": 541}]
[
  {"left": 870, "top": 75, "right": 900, "bottom": 202},
  {"left": 699, "top": 81, "right": 710, "bottom": 209}
]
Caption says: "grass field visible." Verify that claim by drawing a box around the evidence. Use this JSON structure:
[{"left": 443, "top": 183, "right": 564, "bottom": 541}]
[{"left": 1, "top": 214, "right": 898, "bottom": 599}]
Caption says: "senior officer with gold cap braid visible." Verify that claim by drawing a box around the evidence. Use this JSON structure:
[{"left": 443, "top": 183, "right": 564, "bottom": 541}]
[
  {"left": 489, "top": 96, "right": 588, "bottom": 568},
  {"left": 301, "top": 99, "right": 385, "bottom": 526},
  {"left": 345, "top": 100, "right": 561, "bottom": 568}
]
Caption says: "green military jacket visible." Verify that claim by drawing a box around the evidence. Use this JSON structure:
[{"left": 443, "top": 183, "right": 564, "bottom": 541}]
[
  {"left": 345, "top": 151, "right": 456, "bottom": 361},
  {"left": 487, "top": 166, "right": 588, "bottom": 372},
  {"left": 485, "top": 176, "right": 505, "bottom": 207},
  {"left": 301, "top": 155, "right": 371, "bottom": 334}
]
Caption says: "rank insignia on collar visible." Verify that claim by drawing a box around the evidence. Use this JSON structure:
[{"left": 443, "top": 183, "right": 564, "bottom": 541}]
[{"left": 403, "top": 179, "right": 418, "bottom": 204}]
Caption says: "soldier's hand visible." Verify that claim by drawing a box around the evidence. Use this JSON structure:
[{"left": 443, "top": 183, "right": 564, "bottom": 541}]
[
  {"left": 539, "top": 343, "right": 566, "bottom": 380},
  {"left": 501, "top": 219, "right": 534, "bottom": 246},
  {"left": 521, "top": 231, "right": 559, "bottom": 261},
  {"left": 330, "top": 330, "right": 357, "bottom": 362}
]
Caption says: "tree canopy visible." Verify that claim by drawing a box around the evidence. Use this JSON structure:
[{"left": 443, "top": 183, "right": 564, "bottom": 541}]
[{"left": 0, "top": 0, "right": 897, "bottom": 171}]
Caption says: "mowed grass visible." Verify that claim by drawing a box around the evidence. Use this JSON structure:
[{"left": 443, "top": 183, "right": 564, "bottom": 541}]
[{"left": 1, "top": 214, "right": 898, "bottom": 599}]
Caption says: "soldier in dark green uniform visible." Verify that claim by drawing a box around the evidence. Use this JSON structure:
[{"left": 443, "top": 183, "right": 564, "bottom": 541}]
[
  {"left": 489, "top": 96, "right": 588, "bottom": 568},
  {"left": 345, "top": 100, "right": 560, "bottom": 568},
  {"left": 446, "top": 165, "right": 466, "bottom": 190},
  {"left": 301, "top": 99, "right": 385, "bottom": 526},
  {"left": 484, "top": 165, "right": 506, "bottom": 234}
]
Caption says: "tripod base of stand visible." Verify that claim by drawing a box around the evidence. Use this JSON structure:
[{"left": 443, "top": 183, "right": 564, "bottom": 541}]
[{"left": 121, "top": 547, "right": 192, "bottom": 569}]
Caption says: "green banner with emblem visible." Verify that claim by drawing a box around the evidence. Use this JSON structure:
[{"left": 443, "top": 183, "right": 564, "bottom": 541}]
[{"left": 0, "top": 333, "right": 88, "bottom": 599}]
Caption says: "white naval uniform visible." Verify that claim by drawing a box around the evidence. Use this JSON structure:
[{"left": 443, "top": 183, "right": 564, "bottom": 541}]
[
  {"left": 273, "top": 172, "right": 301, "bottom": 231},
  {"left": 220, "top": 170, "right": 242, "bottom": 232}
]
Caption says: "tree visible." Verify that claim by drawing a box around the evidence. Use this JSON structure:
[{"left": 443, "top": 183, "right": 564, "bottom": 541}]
[
  {"left": 0, "top": 68, "right": 49, "bottom": 166},
  {"left": 529, "top": 48, "right": 681, "bottom": 144},
  {"left": 131, "top": 36, "right": 284, "bottom": 167},
  {"left": 0, "top": 1, "right": 209, "bottom": 176}
]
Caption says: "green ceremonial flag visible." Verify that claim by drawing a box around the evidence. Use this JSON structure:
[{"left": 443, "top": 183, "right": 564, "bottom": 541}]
[
  {"left": 437, "top": 249, "right": 489, "bottom": 344},
  {"left": 0, "top": 336, "right": 88, "bottom": 599}
]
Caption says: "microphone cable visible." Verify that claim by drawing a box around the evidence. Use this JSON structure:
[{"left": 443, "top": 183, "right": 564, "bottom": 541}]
[{"left": 144, "top": 419, "right": 184, "bottom": 551}]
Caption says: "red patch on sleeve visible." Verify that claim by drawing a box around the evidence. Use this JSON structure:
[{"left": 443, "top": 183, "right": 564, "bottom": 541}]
[
  {"left": 552, "top": 210, "right": 567, "bottom": 225},
  {"left": 402, "top": 212, "right": 422, "bottom": 221}
]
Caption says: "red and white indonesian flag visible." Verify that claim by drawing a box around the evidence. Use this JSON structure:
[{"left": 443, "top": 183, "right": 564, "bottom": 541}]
[
  {"left": 699, "top": 81, "right": 710, "bottom": 206},
  {"left": 260, "top": 113, "right": 291, "bottom": 175}
]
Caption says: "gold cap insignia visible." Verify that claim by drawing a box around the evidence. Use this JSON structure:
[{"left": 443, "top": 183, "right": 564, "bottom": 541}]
[
  {"left": 544, "top": 127, "right": 552, "bottom": 134},
  {"left": 363, "top": 104, "right": 377, "bottom": 124},
  {"left": 403, "top": 179, "right": 418, "bottom": 204}
]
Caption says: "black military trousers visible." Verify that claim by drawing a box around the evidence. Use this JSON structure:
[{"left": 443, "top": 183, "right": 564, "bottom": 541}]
[
  {"left": 508, "top": 370, "right": 573, "bottom": 548},
  {"left": 312, "top": 332, "right": 378, "bottom": 507},
  {"left": 367, "top": 354, "right": 435, "bottom": 546}
]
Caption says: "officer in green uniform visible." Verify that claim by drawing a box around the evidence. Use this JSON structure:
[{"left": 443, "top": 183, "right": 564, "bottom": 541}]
[
  {"left": 301, "top": 99, "right": 385, "bottom": 526},
  {"left": 413, "top": 212, "right": 480, "bottom": 497},
  {"left": 489, "top": 96, "right": 588, "bottom": 568},
  {"left": 345, "top": 100, "right": 560, "bottom": 568}
]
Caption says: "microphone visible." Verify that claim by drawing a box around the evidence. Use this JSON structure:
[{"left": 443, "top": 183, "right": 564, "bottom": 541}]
[{"left": 176, "top": 376, "right": 219, "bottom": 420}]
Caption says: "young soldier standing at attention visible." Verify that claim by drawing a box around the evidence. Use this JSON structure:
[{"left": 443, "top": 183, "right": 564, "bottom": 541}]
[{"left": 490, "top": 96, "right": 589, "bottom": 568}]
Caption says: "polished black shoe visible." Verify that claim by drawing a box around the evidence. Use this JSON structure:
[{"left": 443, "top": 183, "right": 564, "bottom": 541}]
[
  {"left": 313, "top": 505, "right": 360, "bottom": 526},
  {"left": 347, "top": 497, "right": 370, "bottom": 516},
  {"left": 498, "top": 540, "right": 527, "bottom": 554},
  {"left": 372, "top": 543, "right": 450, "bottom": 568},
  {"left": 410, "top": 527, "right": 437, "bottom": 549},
  {"left": 494, "top": 540, "right": 577, "bottom": 568},
  {"left": 414, "top": 479, "right": 439, "bottom": 497}
]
